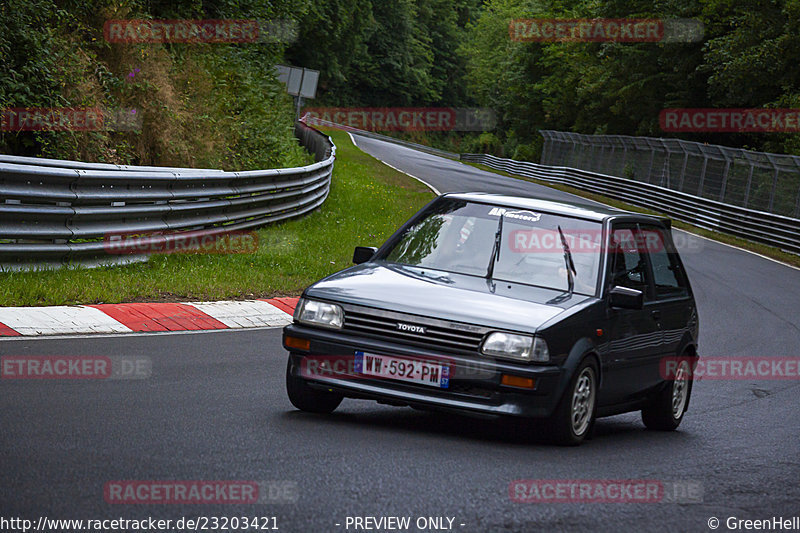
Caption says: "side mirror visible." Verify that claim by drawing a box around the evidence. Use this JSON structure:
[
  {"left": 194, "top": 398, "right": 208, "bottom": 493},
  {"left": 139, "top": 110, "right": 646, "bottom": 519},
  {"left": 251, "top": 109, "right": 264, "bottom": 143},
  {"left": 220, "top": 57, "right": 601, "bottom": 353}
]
[
  {"left": 609, "top": 286, "right": 644, "bottom": 309},
  {"left": 353, "top": 246, "right": 377, "bottom": 265}
]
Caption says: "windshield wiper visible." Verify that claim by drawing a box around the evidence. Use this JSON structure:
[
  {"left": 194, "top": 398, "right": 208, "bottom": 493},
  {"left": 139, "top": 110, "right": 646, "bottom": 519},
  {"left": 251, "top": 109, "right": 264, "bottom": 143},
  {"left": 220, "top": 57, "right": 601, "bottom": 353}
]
[
  {"left": 486, "top": 211, "right": 505, "bottom": 281},
  {"left": 557, "top": 225, "right": 577, "bottom": 295}
]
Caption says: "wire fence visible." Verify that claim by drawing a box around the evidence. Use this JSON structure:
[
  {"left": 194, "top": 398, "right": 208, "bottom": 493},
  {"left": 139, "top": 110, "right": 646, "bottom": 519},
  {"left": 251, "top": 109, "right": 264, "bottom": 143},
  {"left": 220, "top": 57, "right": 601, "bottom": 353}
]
[
  {"left": 540, "top": 130, "right": 800, "bottom": 218},
  {"left": 461, "top": 152, "right": 800, "bottom": 254}
]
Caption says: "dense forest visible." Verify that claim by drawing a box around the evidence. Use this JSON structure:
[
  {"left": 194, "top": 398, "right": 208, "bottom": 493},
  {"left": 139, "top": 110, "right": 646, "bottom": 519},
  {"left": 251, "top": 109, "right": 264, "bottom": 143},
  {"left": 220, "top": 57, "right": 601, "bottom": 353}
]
[{"left": 2, "top": 0, "right": 799, "bottom": 166}]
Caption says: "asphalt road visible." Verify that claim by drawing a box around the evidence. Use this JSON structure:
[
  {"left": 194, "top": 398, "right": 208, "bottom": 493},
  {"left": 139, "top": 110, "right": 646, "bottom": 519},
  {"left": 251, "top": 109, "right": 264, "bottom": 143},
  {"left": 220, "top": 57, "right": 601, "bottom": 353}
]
[{"left": 2, "top": 134, "right": 799, "bottom": 533}]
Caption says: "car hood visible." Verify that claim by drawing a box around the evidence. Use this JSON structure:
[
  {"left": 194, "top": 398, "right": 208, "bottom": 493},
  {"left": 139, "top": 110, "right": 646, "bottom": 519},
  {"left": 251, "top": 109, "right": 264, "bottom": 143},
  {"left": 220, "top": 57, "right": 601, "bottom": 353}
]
[{"left": 304, "top": 262, "right": 593, "bottom": 333}]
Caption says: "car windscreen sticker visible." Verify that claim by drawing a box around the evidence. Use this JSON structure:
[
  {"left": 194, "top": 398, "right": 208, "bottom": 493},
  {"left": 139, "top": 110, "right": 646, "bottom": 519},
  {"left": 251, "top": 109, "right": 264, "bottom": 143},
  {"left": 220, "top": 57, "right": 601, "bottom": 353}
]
[{"left": 487, "top": 207, "right": 542, "bottom": 222}]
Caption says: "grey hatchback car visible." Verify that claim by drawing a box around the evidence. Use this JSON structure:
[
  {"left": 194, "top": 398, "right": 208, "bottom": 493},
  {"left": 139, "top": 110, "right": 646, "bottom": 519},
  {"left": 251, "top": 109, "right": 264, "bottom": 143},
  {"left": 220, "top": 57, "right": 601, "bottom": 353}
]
[{"left": 283, "top": 193, "right": 699, "bottom": 445}]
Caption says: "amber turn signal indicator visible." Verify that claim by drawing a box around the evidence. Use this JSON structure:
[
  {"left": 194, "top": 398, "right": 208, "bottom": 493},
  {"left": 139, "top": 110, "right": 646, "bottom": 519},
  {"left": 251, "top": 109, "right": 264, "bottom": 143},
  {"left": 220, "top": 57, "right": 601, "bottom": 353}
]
[
  {"left": 501, "top": 374, "right": 535, "bottom": 389},
  {"left": 285, "top": 336, "right": 310, "bottom": 351}
]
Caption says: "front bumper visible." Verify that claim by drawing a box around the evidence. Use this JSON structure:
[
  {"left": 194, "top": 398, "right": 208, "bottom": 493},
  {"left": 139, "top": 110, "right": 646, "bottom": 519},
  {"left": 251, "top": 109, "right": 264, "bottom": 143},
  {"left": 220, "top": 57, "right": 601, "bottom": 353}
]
[{"left": 283, "top": 323, "right": 564, "bottom": 418}]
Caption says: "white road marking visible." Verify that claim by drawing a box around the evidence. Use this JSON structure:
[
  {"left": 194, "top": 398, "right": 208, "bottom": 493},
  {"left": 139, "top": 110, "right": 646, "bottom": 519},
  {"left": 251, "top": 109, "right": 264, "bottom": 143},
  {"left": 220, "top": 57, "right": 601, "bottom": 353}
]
[
  {"left": 672, "top": 229, "right": 800, "bottom": 272},
  {"left": 0, "top": 306, "right": 132, "bottom": 336},
  {"left": 186, "top": 300, "right": 292, "bottom": 328},
  {"left": 0, "top": 325, "right": 285, "bottom": 342}
]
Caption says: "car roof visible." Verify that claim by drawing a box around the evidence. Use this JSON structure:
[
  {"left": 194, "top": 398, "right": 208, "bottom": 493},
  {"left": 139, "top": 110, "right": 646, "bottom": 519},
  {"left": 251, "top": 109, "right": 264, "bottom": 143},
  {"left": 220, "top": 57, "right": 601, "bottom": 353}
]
[{"left": 443, "top": 192, "right": 666, "bottom": 224}]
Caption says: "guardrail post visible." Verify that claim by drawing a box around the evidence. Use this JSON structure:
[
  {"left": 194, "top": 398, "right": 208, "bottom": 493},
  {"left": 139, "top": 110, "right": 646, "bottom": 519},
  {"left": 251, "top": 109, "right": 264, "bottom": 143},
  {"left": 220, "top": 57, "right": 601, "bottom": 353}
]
[
  {"left": 646, "top": 143, "right": 657, "bottom": 183},
  {"left": 768, "top": 167, "right": 780, "bottom": 212},
  {"left": 620, "top": 141, "right": 628, "bottom": 177},
  {"left": 794, "top": 181, "right": 800, "bottom": 218},
  {"left": 718, "top": 158, "right": 731, "bottom": 202},
  {"left": 569, "top": 136, "right": 579, "bottom": 167},
  {"left": 743, "top": 163, "right": 755, "bottom": 208},
  {"left": 544, "top": 139, "right": 553, "bottom": 165},
  {"left": 677, "top": 151, "right": 689, "bottom": 192},
  {"left": 540, "top": 132, "right": 551, "bottom": 165},
  {"left": 607, "top": 144, "right": 615, "bottom": 175},
  {"left": 696, "top": 156, "right": 709, "bottom": 197}
]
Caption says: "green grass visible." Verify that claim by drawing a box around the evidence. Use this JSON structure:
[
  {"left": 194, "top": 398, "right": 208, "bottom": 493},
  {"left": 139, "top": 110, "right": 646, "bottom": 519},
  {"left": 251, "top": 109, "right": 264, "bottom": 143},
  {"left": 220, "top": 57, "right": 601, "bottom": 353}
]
[
  {"left": 0, "top": 129, "right": 434, "bottom": 306},
  {"left": 464, "top": 161, "right": 800, "bottom": 269}
]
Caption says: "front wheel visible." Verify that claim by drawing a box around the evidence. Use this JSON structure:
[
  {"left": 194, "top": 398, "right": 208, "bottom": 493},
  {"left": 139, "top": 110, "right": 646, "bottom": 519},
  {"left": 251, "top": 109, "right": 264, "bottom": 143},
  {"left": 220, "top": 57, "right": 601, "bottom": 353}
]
[
  {"left": 286, "top": 358, "right": 343, "bottom": 414},
  {"left": 642, "top": 358, "right": 692, "bottom": 430},
  {"left": 547, "top": 358, "right": 598, "bottom": 446}
]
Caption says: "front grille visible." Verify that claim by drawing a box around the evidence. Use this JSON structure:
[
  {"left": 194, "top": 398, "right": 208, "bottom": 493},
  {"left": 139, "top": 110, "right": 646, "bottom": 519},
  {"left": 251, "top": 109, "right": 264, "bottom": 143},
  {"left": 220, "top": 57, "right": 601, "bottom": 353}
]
[{"left": 339, "top": 303, "right": 489, "bottom": 354}]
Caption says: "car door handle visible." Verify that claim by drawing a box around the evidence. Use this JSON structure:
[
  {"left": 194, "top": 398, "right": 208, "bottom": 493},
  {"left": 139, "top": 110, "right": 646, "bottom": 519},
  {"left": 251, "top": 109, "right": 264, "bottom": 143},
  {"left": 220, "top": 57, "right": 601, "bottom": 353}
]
[{"left": 650, "top": 310, "right": 661, "bottom": 320}]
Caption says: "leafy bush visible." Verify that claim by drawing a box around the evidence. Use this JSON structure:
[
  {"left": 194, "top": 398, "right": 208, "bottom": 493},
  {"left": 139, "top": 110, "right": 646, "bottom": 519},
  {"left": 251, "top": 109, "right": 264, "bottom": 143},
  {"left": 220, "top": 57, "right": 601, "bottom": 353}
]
[
  {"left": 0, "top": 0, "right": 308, "bottom": 169},
  {"left": 511, "top": 142, "right": 540, "bottom": 162}
]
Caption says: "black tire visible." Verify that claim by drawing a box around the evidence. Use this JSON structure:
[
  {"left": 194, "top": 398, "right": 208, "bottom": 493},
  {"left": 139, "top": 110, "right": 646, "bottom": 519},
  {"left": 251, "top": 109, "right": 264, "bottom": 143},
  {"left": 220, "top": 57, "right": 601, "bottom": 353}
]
[
  {"left": 547, "top": 357, "right": 599, "bottom": 446},
  {"left": 285, "top": 358, "right": 343, "bottom": 414},
  {"left": 642, "top": 357, "right": 692, "bottom": 431}
]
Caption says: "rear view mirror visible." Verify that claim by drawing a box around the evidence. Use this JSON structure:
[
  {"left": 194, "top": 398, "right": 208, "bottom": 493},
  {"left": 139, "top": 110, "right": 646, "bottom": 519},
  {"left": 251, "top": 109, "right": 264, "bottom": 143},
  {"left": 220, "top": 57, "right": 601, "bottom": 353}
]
[
  {"left": 609, "top": 286, "right": 644, "bottom": 309},
  {"left": 353, "top": 246, "right": 377, "bottom": 264}
]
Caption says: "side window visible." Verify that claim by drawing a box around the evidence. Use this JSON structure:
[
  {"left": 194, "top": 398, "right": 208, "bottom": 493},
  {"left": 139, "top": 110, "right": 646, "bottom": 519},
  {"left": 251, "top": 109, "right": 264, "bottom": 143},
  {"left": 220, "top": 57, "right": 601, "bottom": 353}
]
[
  {"left": 639, "top": 226, "right": 688, "bottom": 299},
  {"left": 608, "top": 227, "right": 650, "bottom": 298}
]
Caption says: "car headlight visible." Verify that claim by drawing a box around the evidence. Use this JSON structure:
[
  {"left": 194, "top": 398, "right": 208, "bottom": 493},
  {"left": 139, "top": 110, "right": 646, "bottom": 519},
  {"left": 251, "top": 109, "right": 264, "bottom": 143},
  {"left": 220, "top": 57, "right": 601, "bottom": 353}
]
[
  {"left": 295, "top": 298, "right": 344, "bottom": 329},
  {"left": 481, "top": 332, "right": 549, "bottom": 362}
]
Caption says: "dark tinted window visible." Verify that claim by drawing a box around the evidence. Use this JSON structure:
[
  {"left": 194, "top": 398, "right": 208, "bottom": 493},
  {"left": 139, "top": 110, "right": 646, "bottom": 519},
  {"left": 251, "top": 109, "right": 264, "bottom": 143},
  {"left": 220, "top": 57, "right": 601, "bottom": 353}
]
[
  {"left": 639, "top": 226, "right": 688, "bottom": 299},
  {"left": 608, "top": 227, "right": 650, "bottom": 298}
]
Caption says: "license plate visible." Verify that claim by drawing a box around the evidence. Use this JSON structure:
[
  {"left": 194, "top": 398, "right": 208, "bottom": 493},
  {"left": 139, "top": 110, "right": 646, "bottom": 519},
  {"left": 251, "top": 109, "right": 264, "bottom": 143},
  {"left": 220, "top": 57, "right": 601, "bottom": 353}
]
[{"left": 354, "top": 351, "right": 449, "bottom": 388}]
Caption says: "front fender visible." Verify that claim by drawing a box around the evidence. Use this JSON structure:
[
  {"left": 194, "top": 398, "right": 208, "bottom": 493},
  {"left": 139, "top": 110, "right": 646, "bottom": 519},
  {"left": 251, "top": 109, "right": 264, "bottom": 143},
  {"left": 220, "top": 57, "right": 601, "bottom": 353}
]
[{"left": 551, "top": 337, "right": 601, "bottom": 406}]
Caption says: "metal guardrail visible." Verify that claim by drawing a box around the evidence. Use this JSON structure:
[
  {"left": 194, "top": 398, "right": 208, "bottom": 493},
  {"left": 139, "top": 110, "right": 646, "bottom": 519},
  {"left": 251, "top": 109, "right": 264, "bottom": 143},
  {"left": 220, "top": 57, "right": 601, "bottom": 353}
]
[
  {"left": 0, "top": 154, "right": 226, "bottom": 173},
  {"left": 301, "top": 115, "right": 460, "bottom": 160},
  {"left": 0, "top": 121, "right": 335, "bottom": 267},
  {"left": 461, "top": 153, "right": 800, "bottom": 255}
]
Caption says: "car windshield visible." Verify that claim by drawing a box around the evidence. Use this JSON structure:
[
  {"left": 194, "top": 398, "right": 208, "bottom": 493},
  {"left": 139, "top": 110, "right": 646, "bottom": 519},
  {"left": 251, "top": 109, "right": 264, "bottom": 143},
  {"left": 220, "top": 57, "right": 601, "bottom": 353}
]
[{"left": 380, "top": 199, "right": 603, "bottom": 295}]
